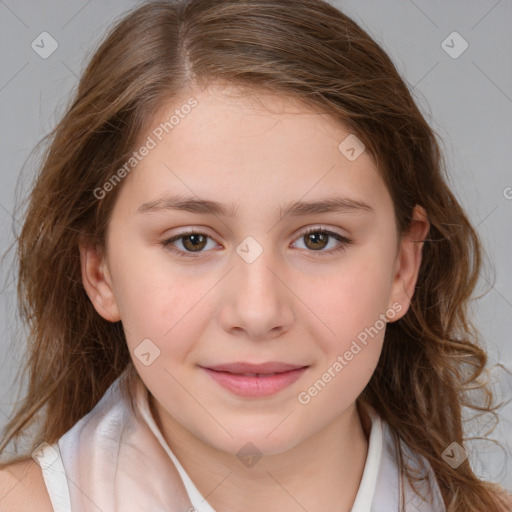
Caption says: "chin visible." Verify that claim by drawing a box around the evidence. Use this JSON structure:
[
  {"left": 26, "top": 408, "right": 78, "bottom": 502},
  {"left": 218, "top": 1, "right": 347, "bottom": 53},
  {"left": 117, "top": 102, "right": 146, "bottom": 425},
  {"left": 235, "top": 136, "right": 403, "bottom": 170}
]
[{"left": 203, "top": 422, "right": 307, "bottom": 459}]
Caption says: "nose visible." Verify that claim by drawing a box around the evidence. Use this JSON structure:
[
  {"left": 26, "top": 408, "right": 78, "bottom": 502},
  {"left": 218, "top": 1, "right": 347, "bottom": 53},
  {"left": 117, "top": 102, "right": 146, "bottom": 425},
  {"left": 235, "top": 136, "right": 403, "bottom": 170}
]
[{"left": 217, "top": 237, "right": 295, "bottom": 342}]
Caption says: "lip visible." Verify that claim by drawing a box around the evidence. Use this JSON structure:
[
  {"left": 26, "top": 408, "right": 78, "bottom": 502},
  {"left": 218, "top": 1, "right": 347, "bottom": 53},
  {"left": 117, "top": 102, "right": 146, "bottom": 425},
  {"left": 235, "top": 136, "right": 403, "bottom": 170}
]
[
  {"left": 200, "top": 362, "right": 309, "bottom": 397},
  {"left": 204, "top": 361, "right": 306, "bottom": 374}
]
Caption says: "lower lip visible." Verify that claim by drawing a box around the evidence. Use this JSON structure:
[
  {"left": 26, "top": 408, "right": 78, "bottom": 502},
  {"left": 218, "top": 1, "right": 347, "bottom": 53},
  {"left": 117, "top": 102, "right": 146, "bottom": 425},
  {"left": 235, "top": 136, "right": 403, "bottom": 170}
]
[{"left": 201, "top": 367, "right": 308, "bottom": 397}]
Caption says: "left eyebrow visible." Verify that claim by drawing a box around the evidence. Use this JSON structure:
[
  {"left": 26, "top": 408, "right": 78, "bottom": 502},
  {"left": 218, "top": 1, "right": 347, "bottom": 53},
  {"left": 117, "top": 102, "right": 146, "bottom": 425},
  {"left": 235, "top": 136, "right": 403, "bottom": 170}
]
[
  {"left": 281, "top": 196, "right": 374, "bottom": 217},
  {"left": 137, "top": 194, "right": 374, "bottom": 218}
]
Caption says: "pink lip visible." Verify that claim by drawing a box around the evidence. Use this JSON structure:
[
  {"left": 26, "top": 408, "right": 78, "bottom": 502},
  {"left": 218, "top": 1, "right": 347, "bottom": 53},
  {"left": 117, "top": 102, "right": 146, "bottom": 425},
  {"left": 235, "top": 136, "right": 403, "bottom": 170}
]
[
  {"left": 205, "top": 361, "right": 305, "bottom": 374},
  {"left": 200, "top": 362, "right": 309, "bottom": 397}
]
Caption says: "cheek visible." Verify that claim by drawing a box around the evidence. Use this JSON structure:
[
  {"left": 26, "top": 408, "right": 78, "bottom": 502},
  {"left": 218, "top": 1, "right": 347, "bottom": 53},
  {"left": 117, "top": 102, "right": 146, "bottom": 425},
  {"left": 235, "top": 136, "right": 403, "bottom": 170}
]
[
  {"left": 299, "top": 246, "right": 397, "bottom": 351},
  {"left": 108, "top": 241, "right": 211, "bottom": 355},
  {"left": 294, "top": 259, "right": 393, "bottom": 415},
  {"left": 114, "top": 260, "right": 213, "bottom": 400}
]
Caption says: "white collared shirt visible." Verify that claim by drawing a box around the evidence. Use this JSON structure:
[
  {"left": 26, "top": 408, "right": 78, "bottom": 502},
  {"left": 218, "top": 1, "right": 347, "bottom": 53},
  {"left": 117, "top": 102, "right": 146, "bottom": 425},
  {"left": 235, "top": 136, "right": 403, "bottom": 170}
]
[{"left": 36, "top": 370, "right": 446, "bottom": 511}]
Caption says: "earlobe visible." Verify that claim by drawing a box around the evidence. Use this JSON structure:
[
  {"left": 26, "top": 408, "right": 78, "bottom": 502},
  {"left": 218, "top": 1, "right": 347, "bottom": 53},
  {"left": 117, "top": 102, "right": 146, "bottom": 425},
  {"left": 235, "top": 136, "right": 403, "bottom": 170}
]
[
  {"left": 387, "top": 205, "right": 430, "bottom": 321},
  {"left": 79, "top": 240, "right": 121, "bottom": 322}
]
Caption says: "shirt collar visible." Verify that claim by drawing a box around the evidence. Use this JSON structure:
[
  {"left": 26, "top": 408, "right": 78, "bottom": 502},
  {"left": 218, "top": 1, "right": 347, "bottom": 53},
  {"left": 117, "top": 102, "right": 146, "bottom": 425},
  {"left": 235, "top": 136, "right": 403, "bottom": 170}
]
[
  {"left": 56, "top": 368, "right": 445, "bottom": 511},
  {"left": 137, "top": 386, "right": 388, "bottom": 512}
]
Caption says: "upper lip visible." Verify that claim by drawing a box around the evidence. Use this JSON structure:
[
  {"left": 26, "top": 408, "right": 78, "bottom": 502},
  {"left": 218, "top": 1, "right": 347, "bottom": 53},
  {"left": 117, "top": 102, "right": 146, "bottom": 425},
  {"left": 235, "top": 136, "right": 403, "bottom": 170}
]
[{"left": 202, "top": 362, "right": 308, "bottom": 374}]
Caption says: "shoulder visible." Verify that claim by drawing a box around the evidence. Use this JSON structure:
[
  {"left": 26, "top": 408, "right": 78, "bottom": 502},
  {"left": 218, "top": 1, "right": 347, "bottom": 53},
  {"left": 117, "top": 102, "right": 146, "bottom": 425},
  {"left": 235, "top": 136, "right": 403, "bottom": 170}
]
[{"left": 0, "top": 458, "right": 54, "bottom": 512}]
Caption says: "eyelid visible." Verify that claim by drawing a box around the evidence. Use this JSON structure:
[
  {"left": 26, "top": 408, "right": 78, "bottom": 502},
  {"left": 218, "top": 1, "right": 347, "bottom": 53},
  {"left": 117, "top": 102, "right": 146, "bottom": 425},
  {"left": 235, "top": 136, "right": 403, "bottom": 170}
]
[
  {"left": 161, "top": 225, "right": 353, "bottom": 257},
  {"left": 290, "top": 225, "right": 352, "bottom": 254}
]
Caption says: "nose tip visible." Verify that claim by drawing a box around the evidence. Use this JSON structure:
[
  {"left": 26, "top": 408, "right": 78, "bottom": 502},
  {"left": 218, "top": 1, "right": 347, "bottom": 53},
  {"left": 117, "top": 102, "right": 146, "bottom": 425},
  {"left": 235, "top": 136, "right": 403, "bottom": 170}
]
[{"left": 218, "top": 241, "right": 295, "bottom": 341}]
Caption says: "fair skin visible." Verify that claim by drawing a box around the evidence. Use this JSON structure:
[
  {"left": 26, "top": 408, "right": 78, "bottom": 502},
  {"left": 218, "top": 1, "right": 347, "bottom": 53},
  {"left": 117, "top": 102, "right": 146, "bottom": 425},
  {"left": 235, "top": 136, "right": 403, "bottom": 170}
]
[
  {"left": 0, "top": 458, "right": 54, "bottom": 512},
  {"left": 79, "top": 83, "right": 429, "bottom": 512}
]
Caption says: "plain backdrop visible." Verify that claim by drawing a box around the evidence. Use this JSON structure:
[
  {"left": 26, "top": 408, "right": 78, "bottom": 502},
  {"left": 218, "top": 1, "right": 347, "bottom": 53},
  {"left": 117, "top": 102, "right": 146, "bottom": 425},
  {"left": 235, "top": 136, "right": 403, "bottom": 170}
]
[{"left": 1, "top": 0, "right": 511, "bottom": 491}]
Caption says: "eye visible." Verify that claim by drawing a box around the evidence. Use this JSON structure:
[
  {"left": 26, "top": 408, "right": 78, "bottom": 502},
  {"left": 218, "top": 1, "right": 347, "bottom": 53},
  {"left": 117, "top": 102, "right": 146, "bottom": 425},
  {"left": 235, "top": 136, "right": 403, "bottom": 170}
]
[
  {"left": 291, "top": 226, "right": 352, "bottom": 255},
  {"left": 161, "top": 226, "right": 353, "bottom": 258},
  {"left": 162, "top": 230, "right": 219, "bottom": 257}
]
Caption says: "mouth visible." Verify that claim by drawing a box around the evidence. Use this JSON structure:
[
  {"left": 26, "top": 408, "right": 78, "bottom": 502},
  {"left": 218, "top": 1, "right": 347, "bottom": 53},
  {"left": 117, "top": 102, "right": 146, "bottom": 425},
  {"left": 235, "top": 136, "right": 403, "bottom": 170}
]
[{"left": 199, "top": 362, "right": 309, "bottom": 397}]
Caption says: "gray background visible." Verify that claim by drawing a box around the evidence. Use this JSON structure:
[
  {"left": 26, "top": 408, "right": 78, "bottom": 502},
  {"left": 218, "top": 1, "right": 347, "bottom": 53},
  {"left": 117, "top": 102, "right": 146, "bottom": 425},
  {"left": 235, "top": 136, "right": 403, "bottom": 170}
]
[{"left": 1, "top": 0, "right": 511, "bottom": 491}]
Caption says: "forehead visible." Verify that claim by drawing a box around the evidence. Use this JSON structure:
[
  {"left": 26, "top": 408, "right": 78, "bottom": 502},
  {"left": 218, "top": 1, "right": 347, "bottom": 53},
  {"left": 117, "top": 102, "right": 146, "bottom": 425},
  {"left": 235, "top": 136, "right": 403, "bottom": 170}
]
[{"left": 114, "top": 84, "right": 392, "bottom": 220}]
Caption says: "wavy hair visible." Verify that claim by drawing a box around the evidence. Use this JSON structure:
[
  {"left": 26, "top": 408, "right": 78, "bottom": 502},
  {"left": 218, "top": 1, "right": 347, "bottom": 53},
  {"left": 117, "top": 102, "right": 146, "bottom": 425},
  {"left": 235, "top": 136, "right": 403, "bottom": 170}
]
[{"left": 1, "top": 1, "right": 510, "bottom": 509}]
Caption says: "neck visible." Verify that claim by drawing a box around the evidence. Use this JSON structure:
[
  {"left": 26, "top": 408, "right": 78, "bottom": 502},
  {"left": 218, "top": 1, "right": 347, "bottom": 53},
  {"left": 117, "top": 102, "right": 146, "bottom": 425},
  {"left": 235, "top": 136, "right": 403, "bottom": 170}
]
[{"left": 149, "top": 396, "right": 370, "bottom": 512}]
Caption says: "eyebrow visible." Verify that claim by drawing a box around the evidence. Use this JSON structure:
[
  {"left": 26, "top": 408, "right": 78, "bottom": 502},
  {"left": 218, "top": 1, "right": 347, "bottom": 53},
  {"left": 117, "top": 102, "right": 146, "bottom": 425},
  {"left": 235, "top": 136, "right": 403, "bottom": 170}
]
[{"left": 137, "top": 194, "right": 374, "bottom": 218}]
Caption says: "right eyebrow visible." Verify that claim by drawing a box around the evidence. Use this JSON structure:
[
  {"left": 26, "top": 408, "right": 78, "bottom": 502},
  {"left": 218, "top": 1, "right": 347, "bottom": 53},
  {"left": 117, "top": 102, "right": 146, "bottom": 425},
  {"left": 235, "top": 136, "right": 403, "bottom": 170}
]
[{"left": 137, "top": 195, "right": 238, "bottom": 216}]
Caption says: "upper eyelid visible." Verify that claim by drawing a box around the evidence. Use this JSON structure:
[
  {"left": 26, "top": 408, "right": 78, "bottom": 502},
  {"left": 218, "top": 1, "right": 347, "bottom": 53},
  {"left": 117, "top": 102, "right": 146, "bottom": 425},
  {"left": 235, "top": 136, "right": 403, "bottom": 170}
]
[
  {"left": 166, "top": 225, "right": 348, "bottom": 242},
  {"left": 164, "top": 226, "right": 351, "bottom": 250}
]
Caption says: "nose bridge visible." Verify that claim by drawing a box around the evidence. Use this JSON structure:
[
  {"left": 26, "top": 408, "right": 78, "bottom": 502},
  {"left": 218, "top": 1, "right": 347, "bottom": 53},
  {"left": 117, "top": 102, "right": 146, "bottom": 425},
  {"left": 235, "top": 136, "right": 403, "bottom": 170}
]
[
  {"left": 233, "top": 235, "right": 281, "bottom": 298},
  {"left": 215, "top": 233, "right": 296, "bottom": 338}
]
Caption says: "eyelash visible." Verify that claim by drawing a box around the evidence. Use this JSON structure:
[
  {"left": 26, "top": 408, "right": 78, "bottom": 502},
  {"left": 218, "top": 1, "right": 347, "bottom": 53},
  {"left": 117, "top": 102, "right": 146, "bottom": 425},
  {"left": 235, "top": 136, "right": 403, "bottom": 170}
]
[{"left": 161, "top": 226, "right": 353, "bottom": 258}]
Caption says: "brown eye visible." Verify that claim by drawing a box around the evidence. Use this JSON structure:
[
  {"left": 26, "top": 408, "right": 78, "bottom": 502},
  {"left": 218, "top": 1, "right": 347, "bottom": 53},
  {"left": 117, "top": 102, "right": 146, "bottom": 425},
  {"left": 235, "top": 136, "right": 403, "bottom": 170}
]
[
  {"left": 181, "top": 233, "right": 208, "bottom": 252},
  {"left": 292, "top": 227, "right": 352, "bottom": 255},
  {"left": 303, "top": 231, "right": 329, "bottom": 251},
  {"left": 162, "top": 227, "right": 352, "bottom": 259},
  {"left": 162, "top": 231, "right": 217, "bottom": 257}
]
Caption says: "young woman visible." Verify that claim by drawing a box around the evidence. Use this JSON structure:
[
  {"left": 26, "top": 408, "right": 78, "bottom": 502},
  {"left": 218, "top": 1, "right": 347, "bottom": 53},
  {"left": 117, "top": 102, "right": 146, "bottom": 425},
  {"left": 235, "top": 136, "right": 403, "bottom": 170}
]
[{"left": 0, "top": 1, "right": 510, "bottom": 510}]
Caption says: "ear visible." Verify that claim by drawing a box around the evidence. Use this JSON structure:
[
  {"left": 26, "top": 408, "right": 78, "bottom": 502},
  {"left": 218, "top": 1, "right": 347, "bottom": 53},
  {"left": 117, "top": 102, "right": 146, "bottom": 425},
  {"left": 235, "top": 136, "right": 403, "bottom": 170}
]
[
  {"left": 79, "top": 239, "right": 121, "bottom": 322},
  {"left": 387, "top": 205, "right": 430, "bottom": 322}
]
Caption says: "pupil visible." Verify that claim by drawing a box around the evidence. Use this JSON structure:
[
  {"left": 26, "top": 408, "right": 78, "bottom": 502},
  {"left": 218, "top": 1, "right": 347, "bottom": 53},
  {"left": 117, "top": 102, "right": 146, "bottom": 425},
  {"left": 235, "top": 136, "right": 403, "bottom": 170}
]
[
  {"left": 184, "top": 234, "right": 206, "bottom": 251},
  {"left": 307, "top": 232, "right": 327, "bottom": 250}
]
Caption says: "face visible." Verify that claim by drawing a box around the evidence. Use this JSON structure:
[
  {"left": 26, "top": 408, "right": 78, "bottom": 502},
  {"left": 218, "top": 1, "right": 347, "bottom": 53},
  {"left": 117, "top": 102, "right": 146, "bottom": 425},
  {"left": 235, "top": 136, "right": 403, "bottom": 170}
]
[{"left": 81, "top": 83, "right": 428, "bottom": 457}]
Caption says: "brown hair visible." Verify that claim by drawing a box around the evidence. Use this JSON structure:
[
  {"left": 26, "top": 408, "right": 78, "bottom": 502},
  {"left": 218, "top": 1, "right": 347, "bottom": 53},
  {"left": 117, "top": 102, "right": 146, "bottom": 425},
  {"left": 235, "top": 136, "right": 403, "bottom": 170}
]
[{"left": 1, "top": 0, "right": 510, "bottom": 509}]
